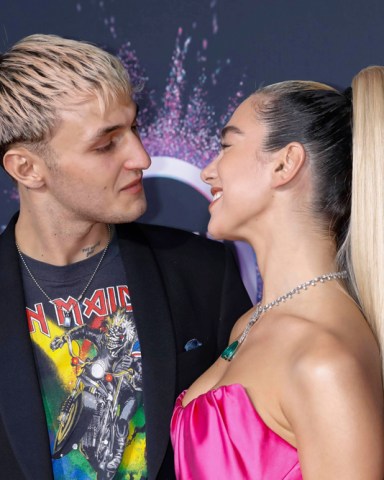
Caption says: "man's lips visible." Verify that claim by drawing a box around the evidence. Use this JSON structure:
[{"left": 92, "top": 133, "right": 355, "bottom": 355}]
[{"left": 120, "top": 177, "right": 143, "bottom": 193}]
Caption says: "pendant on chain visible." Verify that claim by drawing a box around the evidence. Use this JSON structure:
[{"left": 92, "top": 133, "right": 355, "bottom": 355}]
[{"left": 221, "top": 340, "right": 239, "bottom": 361}]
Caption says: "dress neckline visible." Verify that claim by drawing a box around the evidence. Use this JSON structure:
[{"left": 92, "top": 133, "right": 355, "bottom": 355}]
[{"left": 177, "top": 383, "right": 297, "bottom": 451}]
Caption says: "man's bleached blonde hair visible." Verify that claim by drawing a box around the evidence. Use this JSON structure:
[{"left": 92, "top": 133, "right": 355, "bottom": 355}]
[{"left": 0, "top": 34, "right": 132, "bottom": 162}]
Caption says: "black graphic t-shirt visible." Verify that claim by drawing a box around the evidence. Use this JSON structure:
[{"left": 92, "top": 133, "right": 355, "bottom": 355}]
[{"left": 20, "top": 232, "right": 147, "bottom": 479}]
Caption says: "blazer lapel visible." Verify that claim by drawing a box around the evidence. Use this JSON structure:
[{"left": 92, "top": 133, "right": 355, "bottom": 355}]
[
  {"left": 117, "top": 223, "right": 176, "bottom": 479},
  {"left": 0, "top": 216, "right": 53, "bottom": 479}
]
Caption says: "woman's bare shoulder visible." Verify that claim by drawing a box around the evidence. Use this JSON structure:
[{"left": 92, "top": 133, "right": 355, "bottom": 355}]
[{"left": 280, "top": 312, "right": 384, "bottom": 477}]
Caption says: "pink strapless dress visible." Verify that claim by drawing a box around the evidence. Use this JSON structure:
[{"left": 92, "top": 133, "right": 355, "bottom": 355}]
[{"left": 171, "top": 384, "right": 302, "bottom": 480}]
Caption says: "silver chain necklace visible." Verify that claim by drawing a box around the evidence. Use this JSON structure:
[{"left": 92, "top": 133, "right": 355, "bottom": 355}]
[
  {"left": 221, "top": 270, "right": 348, "bottom": 361},
  {"left": 16, "top": 224, "right": 111, "bottom": 326}
]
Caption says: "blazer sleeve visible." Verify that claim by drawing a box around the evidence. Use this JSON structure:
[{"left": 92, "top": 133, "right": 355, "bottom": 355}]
[{"left": 125, "top": 222, "right": 253, "bottom": 391}]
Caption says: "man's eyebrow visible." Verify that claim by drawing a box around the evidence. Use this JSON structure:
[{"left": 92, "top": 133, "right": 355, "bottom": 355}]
[
  {"left": 90, "top": 103, "right": 139, "bottom": 141},
  {"left": 92, "top": 124, "right": 123, "bottom": 140},
  {"left": 220, "top": 125, "right": 244, "bottom": 139}
]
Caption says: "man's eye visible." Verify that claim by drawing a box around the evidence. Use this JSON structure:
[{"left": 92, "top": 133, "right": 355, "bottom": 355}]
[
  {"left": 132, "top": 124, "right": 140, "bottom": 135},
  {"left": 96, "top": 142, "right": 115, "bottom": 153}
]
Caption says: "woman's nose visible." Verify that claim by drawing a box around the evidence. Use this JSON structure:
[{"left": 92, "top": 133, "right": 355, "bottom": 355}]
[{"left": 201, "top": 155, "right": 219, "bottom": 183}]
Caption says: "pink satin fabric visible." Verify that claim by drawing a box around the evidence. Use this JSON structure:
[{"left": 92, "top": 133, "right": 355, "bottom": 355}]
[{"left": 171, "top": 384, "right": 302, "bottom": 480}]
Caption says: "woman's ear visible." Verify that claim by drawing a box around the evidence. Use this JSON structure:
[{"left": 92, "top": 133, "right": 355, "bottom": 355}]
[
  {"left": 271, "top": 142, "right": 306, "bottom": 188},
  {"left": 3, "top": 147, "right": 46, "bottom": 189}
]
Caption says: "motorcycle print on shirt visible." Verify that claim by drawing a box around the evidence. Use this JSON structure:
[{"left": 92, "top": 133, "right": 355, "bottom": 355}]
[
  {"left": 50, "top": 308, "right": 143, "bottom": 479},
  {"left": 27, "top": 285, "right": 147, "bottom": 480}
]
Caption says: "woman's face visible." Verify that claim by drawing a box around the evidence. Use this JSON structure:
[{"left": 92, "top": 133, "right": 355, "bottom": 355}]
[{"left": 201, "top": 95, "right": 275, "bottom": 242}]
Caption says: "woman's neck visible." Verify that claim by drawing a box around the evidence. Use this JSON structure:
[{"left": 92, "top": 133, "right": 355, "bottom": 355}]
[{"left": 248, "top": 220, "right": 338, "bottom": 305}]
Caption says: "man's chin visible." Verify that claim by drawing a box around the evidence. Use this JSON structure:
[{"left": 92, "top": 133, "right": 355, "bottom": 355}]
[{"left": 111, "top": 200, "right": 148, "bottom": 224}]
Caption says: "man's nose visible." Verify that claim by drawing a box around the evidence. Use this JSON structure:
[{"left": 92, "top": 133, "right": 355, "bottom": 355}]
[{"left": 123, "top": 135, "right": 151, "bottom": 171}]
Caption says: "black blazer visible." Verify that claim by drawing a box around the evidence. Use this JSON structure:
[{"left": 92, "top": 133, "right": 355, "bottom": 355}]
[{"left": 0, "top": 217, "right": 252, "bottom": 479}]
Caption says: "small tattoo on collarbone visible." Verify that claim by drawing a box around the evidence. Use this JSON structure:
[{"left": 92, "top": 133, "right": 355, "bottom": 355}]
[{"left": 82, "top": 241, "right": 101, "bottom": 258}]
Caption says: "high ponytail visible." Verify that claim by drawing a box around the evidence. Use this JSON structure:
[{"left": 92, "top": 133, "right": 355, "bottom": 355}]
[{"left": 348, "top": 66, "right": 384, "bottom": 375}]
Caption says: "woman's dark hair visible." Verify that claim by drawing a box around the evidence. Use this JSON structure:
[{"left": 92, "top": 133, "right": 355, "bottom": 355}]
[{"left": 254, "top": 81, "right": 352, "bottom": 256}]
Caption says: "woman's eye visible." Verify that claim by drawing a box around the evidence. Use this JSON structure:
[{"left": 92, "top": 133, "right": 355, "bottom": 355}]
[{"left": 220, "top": 142, "right": 231, "bottom": 150}]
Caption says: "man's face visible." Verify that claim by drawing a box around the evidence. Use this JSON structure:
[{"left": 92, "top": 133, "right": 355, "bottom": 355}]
[{"left": 41, "top": 95, "right": 151, "bottom": 225}]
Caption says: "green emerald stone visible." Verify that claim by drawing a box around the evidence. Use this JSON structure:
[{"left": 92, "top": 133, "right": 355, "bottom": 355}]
[{"left": 221, "top": 340, "right": 239, "bottom": 361}]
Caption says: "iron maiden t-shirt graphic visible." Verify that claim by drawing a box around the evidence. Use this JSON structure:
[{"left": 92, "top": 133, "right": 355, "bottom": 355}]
[{"left": 20, "top": 237, "right": 147, "bottom": 479}]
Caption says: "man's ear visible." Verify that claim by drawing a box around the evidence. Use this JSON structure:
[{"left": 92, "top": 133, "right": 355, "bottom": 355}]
[
  {"left": 271, "top": 142, "right": 306, "bottom": 188},
  {"left": 3, "top": 147, "right": 46, "bottom": 188}
]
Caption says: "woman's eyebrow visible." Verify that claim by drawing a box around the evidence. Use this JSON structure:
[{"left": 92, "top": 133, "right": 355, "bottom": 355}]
[{"left": 220, "top": 125, "right": 244, "bottom": 139}]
